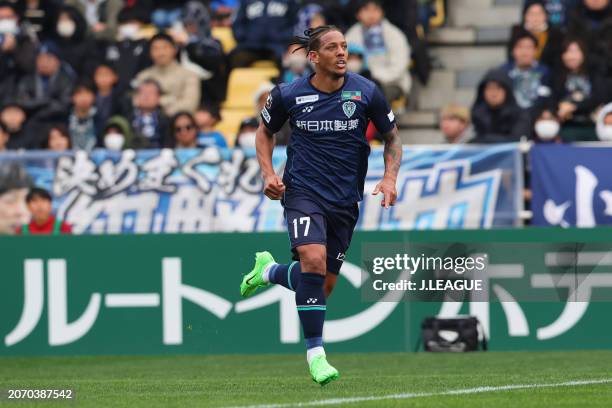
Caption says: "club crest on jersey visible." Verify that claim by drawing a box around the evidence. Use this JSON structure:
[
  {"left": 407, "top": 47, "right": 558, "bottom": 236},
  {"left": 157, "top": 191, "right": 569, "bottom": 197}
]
[{"left": 342, "top": 101, "right": 356, "bottom": 118}]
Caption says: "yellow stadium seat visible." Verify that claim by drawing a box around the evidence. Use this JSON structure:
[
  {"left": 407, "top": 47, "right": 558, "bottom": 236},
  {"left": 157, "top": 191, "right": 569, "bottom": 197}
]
[
  {"left": 223, "top": 67, "right": 279, "bottom": 110},
  {"left": 430, "top": 0, "right": 446, "bottom": 28},
  {"left": 212, "top": 26, "right": 237, "bottom": 54},
  {"left": 252, "top": 60, "right": 277, "bottom": 69},
  {"left": 215, "top": 109, "right": 253, "bottom": 146}
]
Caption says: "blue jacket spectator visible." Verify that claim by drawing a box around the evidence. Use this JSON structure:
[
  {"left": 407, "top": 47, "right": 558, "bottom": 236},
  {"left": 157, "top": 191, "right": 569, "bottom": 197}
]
[
  {"left": 500, "top": 30, "right": 552, "bottom": 113},
  {"left": 230, "top": 0, "right": 298, "bottom": 67}
]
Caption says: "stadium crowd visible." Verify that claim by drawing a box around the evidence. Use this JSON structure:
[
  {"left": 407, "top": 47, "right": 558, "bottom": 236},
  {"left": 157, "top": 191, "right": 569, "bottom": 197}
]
[{"left": 0, "top": 0, "right": 611, "bottom": 152}]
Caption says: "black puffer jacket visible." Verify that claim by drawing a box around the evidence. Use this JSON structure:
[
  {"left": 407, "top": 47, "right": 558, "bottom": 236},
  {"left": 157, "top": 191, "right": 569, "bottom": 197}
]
[
  {"left": 53, "top": 5, "right": 100, "bottom": 77},
  {"left": 471, "top": 69, "right": 531, "bottom": 143}
]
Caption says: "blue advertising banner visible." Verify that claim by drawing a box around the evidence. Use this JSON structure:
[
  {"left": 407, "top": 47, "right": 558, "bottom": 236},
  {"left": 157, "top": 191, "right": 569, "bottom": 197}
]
[
  {"left": 531, "top": 144, "right": 612, "bottom": 227},
  {"left": 0, "top": 144, "right": 522, "bottom": 234}
]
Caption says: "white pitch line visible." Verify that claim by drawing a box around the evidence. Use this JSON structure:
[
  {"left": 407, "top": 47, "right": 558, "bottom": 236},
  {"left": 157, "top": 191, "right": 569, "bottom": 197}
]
[{"left": 224, "top": 378, "right": 612, "bottom": 408}]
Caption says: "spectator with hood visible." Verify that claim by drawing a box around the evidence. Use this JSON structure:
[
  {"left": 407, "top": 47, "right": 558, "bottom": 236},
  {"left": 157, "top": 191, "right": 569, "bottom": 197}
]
[
  {"left": 171, "top": 1, "right": 227, "bottom": 104},
  {"left": 16, "top": 42, "right": 75, "bottom": 146},
  {"left": 552, "top": 38, "right": 605, "bottom": 141},
  {"left": 103, "top": 7, "right": 152, "bottom": 95},
  {"left": 595, "top": 101, "right": 612, "bottom": 141},
  {"left": 510, "top": 1, "right": 564, "bottom": 69},
  {"left": 0, "top": 1, "right": 37, "bottom": 105},
  {"left": 230, "top": 0, "right": 298, "bottom": 68},
  {"left": 135, "top": 33, "right": 201, "bottom": 116},
  {"left": 500, "top": 30, "right": 552, "bottom": 114},
  {"left": 345, "top": 0, "right": 411, "bottom": 103},
  {"left": 471, "top": 68, "right": 531, "bottom": 143},
  {"left": 53, "top": 5, "right": 98, "bottom": 78}
]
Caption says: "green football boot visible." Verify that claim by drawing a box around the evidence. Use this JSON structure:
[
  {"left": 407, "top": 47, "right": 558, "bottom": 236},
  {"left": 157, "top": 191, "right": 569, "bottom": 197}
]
[
  {"left": 309, "top": 355, "right": 340, "bottom": 386},
  {"left": 240, "top": 251, "right": 275, "bottom": 298}
]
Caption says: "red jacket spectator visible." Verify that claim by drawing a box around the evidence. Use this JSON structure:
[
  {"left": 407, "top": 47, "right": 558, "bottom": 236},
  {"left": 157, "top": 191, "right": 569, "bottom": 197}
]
[{"left": 16, "top": 215, "right": 72, "bottom": 235}]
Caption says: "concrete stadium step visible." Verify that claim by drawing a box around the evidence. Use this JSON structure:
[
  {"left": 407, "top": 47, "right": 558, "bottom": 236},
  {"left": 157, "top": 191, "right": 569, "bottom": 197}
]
[
  {"left": 428, "top": 26, "right": 512, "bottom": 45},
  {"left": 450, "top": 6, "right": 521, "bottom": 28},
  {"left": 429, "top": 46, "right": 506, "bottom": 70},
  {"left": 397, "top": 110, "right": 438, "bottom": 128},
  {"left": 399, "top": 128, "right": 445, "bottom": 145}
]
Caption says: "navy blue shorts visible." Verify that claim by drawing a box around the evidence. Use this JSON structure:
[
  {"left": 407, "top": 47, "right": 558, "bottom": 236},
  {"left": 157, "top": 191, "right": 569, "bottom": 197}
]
[{"left": 281, "top": 187, "right": 359, "bottom": 274}]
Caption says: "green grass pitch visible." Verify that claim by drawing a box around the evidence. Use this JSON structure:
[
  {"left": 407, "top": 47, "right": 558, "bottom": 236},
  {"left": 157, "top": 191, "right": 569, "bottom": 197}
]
[{"left": 1, "top": 350, "right": 611, "bottom": 407}]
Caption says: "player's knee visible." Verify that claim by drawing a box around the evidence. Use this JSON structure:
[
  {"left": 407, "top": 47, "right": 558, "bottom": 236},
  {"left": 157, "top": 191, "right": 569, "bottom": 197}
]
[{"left": 297, "top": 246, "right": 327, "bottom": 273}]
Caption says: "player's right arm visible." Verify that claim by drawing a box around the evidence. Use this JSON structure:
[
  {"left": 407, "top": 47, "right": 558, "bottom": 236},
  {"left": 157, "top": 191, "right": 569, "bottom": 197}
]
[
  {"left": 256, "top": 121, "right": 285, "bottom": 200},
  {"left": 256, "top": 86, "right": 289, "bottom": 200}
]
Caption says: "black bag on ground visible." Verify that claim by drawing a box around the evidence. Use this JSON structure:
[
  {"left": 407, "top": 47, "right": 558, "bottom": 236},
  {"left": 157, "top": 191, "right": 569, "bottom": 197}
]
[{"left": 420, "top": 316, "right": 487, "bottom": 352}]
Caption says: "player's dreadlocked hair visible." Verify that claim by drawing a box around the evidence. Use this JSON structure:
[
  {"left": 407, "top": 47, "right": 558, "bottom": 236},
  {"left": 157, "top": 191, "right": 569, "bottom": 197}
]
[{"left": 289, "top": 25, "right": 342, "bottom": 53}]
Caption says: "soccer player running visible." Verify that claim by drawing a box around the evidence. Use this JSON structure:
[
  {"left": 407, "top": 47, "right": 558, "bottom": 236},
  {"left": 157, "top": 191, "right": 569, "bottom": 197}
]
[{"left": 240, "top": 25, "right": 402, "bottom": 385}]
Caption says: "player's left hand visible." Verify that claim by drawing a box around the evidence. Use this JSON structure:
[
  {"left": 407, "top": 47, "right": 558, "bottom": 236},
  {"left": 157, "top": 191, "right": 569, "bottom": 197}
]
[{"left": 372, "top": 178, "right": 397, "bottom": 209}]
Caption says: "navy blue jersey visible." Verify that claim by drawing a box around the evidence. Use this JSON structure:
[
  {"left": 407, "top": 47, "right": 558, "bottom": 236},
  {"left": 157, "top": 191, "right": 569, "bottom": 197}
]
[{"left": 261, "top": 72, "right": 395, "bottom": 206}]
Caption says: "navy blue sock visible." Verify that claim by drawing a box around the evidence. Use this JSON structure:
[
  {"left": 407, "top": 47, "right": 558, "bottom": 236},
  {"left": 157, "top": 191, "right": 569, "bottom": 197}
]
[
  {"left": 295, "top": 273, "right": 326, "bottom": 350},
  {"left": 268, "top": 261, "right": 301, "bottom": 291}
]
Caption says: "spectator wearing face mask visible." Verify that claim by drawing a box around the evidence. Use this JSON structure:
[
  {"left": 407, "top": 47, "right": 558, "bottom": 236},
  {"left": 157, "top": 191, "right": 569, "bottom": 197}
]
[
  {"left": 171, "top": 111, "right": 199, "bottom": 149},
  {"left": 235, "top": 117, "right": 258, "bottom": 149},
  {"left": 281, "top": 43, "right": 311, "bottom": 84},
  {"left": 102, "top": 115, "right": 134, "bottom": 150},
  {"left": 53, "top": 6, "right": 99, "bottom": 78},
  {"left": 68, "top": 81, "right": 103, "bottom": 151},
  {"left": 0, "top": 2, "right": 37, "bottom": 106},
  {"left": 500, "top": 30, "right": 552, "bottom": 114},
  {"left": 46, "top": 123, "right": 72, "bottom": 151},
  {"left": 103, "top": 7, "right": 151, "bottom": 95},
  {"left": 346, "top": 43, "right": 378, "bottom": 85},
  {"left": 595, "top": 102, "right": 612, "bottom": 141},
  {"left": 194, "top": 104, "right": 228, "bottom": 148},
  {"left": 510, "top": 1, "right": 564, "bottom": 69},
  {"left": 533, "top": 108, "right": 562, "bottom": 142}
]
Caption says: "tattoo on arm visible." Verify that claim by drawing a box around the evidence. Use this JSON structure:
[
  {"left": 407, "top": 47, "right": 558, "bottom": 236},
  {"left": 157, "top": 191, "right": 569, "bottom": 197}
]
[{"left": 381, "top": 126, "right": 402, "bottom": 180}]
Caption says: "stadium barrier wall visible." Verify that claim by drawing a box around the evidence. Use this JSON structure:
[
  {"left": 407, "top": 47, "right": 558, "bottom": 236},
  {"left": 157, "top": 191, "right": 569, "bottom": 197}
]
[
  {"left": 0, "top": 143, "right": 523, "bottom": 234},
  {"left": 2, "top": 227, "right": 612, "bottom": 357}
]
